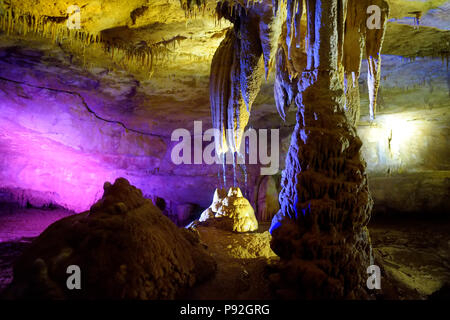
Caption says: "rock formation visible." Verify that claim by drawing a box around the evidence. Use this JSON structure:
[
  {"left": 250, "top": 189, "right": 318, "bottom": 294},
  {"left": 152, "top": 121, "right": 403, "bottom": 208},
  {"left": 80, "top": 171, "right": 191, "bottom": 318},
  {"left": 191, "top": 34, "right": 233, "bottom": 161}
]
[
  {"left": 197, "top": 187, "right": 258, "bottom": 233},
  {"left": 0, "top": 0, "right": 447, "bottom": 221},
  {"left": 268, "top": 0, "right": 384, "bottom": 299},
  {"left": 2, "top": 178, "right": 216, "bottom": 299},
  {"left": 210, "top": 0, "right": 284, "bottom": 156},
  {"left": 206, "top": 0, "right": 389, "bottom": 298}
]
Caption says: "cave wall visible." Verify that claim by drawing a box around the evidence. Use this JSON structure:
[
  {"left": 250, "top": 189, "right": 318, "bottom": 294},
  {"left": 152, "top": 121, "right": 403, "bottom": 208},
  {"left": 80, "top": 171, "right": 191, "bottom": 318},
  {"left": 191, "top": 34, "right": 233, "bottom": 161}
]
[
  {"left": 0, "top": 39, "right": 265, "bottom": 225},
  {"left": 273, "top": 53, "right": 449, "bottom": 216},
  {"left": 0, "top": 0, "right": 448, "bottom": 221},
  {"left": 357, "top": 55, "right": 449, "bottom": 215},
  {"left": 1, "top": 42, "right": 448, "bottom": 220}
]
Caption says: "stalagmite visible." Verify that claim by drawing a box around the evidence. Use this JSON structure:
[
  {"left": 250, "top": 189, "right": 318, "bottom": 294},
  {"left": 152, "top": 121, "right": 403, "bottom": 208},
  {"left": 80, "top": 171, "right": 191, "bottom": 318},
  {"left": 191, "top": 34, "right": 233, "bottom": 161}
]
[
  {"left": 267, "top": 0, "right": 386, "bottom": 299},
  {"left": 3, "top": 178, "right": 216, "bottom": 299},
  {"left": 195, "top": 187, "right": 258, "bottom": 232},
  {"left": 340, "top": 0, "right": 364, "bottom": 124}
]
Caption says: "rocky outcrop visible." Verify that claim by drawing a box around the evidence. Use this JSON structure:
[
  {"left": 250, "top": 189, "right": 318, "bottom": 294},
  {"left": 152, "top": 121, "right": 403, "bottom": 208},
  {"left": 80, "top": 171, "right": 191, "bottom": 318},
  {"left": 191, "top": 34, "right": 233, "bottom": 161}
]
[
  {"left": 2, "top": 178, "right": 216, "bottom": 299},
  {"left": 197, "top": 187, "right": 258, "bottom": 232}
]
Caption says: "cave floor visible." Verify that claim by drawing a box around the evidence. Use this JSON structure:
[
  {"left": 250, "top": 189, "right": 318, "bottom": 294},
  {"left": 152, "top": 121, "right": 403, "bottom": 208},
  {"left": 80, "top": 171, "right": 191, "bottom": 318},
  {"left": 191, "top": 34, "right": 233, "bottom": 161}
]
[
  {"left": 369, "top": 216, "right": 450, "bottom": 299},
  {"left": 0, "top": 204, "right": 75, "bottom": 290},
  {"left": 187, "top": 223, "right": 278, "bottom": 300},
  {"left": 0, "top": 207, "right": 449, "bottom": 299}
]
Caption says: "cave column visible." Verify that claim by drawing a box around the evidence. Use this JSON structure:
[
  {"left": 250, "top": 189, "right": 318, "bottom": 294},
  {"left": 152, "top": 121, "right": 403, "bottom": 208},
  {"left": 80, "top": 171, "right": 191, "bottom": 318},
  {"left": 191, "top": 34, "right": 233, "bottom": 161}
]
[{"left": 271, "top": 0, "right": 373, "bottom": 299}]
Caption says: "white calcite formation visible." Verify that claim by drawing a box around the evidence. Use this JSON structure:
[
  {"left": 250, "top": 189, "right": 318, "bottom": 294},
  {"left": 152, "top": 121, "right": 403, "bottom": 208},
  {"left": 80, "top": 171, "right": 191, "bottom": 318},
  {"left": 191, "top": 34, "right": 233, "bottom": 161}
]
[
  {"left": 199, "top": 187, "right": 258, "bottom": 233},
  {"left": 269, "top": 0, "right": 384, "bottom": 299}
]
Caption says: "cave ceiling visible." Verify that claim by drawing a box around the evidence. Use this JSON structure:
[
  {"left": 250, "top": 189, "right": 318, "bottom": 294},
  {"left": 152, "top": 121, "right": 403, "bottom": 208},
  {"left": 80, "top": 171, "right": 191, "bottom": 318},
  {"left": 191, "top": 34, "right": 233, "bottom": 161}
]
[{"left": 0, "top": 0, "right": 448, "bottom": 133}]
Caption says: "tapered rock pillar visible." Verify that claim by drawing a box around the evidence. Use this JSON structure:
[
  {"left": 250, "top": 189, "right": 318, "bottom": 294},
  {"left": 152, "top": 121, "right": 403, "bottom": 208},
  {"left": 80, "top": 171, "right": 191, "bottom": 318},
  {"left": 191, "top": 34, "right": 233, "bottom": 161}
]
[{"left": 270, "top": 0, "right": 373, "bottom": 299}]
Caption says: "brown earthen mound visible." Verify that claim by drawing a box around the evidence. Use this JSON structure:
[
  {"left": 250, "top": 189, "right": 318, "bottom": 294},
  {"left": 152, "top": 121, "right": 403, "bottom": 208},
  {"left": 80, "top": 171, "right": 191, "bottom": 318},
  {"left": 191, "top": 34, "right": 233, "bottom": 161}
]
[{"left": 2, "top": 178, "right": 216, "bottom": 299}]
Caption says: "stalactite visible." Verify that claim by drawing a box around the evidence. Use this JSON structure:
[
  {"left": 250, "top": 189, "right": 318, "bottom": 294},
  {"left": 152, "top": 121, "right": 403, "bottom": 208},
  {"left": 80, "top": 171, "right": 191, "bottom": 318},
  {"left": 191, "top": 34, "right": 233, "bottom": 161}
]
[
  {"left": 210, "top": 29, "right": 235, "bottom": 155},
  {"left": 259, "top": 0, "right": 285, "bottom": 79},
  {"left": 285, "top": 0, "right": 303, "bottom": 60},
  {"left": 180, "top": 0, "right": 207, "bottom": 18},
  {"left": 227, "top": 37, "right": 250, "bottom": 153},
  {"left": 238, "top": 7, "right": 264, "bottom": 112},
  {"left": 211, "top": 0, "right": 283, "bottom": 157},
  {"left": 365, "top": 0, "right": 389, "bottom": 120},
  {"left": 274, "top": 45, "right": 297, "bottom": 120}
]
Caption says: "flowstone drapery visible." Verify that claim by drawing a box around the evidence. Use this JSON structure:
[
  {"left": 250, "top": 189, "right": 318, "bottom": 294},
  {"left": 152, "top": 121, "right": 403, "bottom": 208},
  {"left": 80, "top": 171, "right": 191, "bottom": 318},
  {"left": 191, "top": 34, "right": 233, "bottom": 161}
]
[{"left": 210, "top": 0, "right": 284, "bottom": 156}]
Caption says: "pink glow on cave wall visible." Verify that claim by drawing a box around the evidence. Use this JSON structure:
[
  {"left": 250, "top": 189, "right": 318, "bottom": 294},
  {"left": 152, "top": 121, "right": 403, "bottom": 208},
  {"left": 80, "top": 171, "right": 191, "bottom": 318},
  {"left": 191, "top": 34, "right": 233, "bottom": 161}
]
[
  {"left": 0, "top": 118, "right": 120, "bottom": 212},
  {"left": 0, "top": 71, "right": 169, "bottom": 212}
]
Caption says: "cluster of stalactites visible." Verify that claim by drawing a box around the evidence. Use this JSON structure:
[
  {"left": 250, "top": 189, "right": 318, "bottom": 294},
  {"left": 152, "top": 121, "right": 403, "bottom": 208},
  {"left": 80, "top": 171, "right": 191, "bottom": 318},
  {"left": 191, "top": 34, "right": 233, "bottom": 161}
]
[
  {"left": 273, "top": 0, "right": 389, "bottom": 122},
  {"left": 341, "top": 0, "right": 389, "bottom": 121},
  {"left": 215, "top": 0, "right": 280, "bottom": 78},
  {"left": 180, "top": 0, "right": 207, "bottom": 18},
  {"left": 364, "top": 0, "right": 389, "bottom": 120},
  {"left": 0, "top": 7, "right": 186, "bottom": 77},
  {"left": 0, "top": 7, "right": 98, "bottom": 44},
  {"left": 180, "top": 0, "right": 207, "bottom": 10},
  {"left": 210, "top": 0, "right": 284, "bottom": 155}
]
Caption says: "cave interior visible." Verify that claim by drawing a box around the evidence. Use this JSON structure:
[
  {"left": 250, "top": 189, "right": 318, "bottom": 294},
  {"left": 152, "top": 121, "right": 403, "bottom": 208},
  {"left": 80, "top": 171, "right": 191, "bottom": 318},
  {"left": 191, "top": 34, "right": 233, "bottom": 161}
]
[{"left": 0, "top": 0, "right": 449, "bottom": 300}]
